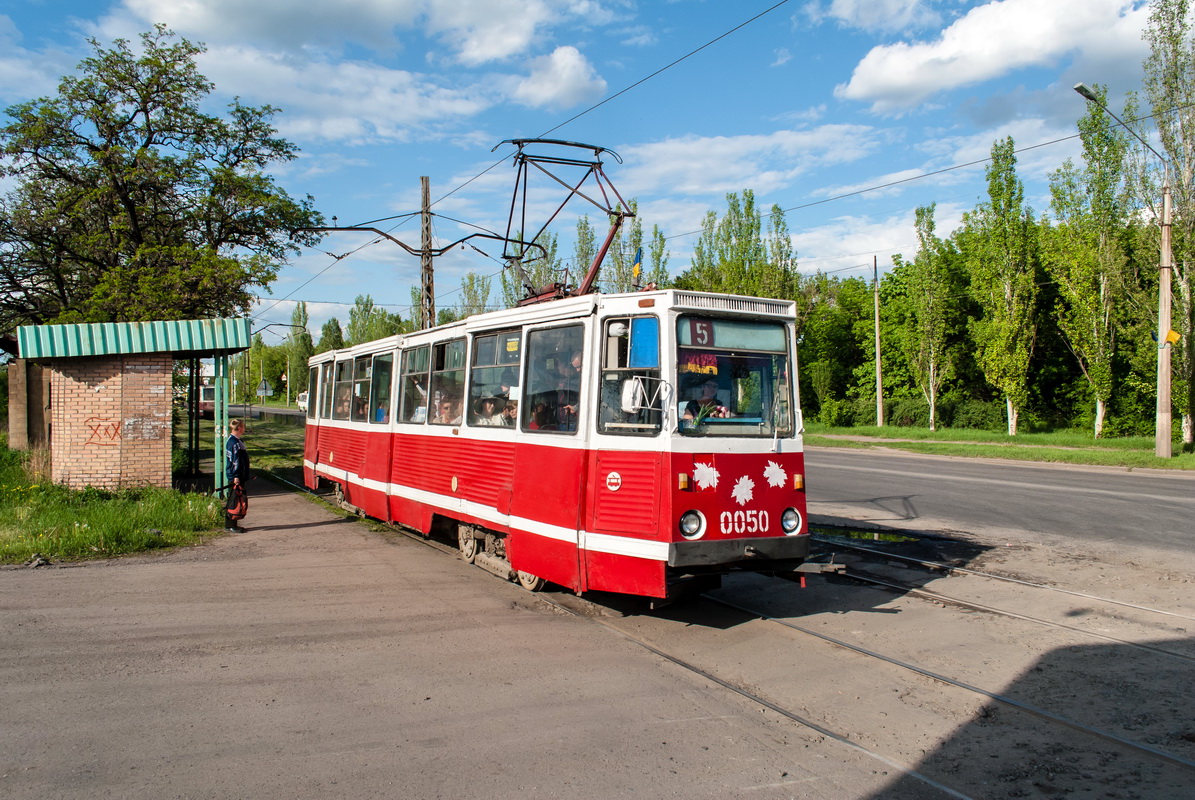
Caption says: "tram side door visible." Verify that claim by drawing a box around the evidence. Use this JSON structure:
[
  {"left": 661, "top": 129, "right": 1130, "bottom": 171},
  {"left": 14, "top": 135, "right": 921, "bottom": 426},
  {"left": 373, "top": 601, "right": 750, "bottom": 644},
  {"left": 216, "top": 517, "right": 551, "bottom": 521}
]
[{"left": 507, "top": 322, "right": 588, "bottom": 593}]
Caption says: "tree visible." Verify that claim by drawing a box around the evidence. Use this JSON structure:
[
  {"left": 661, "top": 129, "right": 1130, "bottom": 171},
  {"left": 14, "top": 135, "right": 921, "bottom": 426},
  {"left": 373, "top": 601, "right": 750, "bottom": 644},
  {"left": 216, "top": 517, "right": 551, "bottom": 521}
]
[
  {"left": 1043, "top": 86, "right": 1130, "bottom": 437},
  {"left": 1141, "top": 0, "right": 1195, "bottom": 448},
  {"left": 455, "top": 271, "right": 492, "bottom": 318},
  {"left": 286, "top": 301, "right": 315, "bottom": 402},
  {"left": 345, "top": 294, "right": 403, "bottom": 345},
  {"left": 315, "top": 317, "right": 344, "bottom": 353},
  {"left": 573, "top": 215, "right": 597, "bottom": 285},
  {"left": 892, "top": 204, "right": 956, "bottom": 431},
  {"left": 0, "top": 26, "right": 322, "bottom": 333},
  {"left": 644, "top": 224, "right": 671, "bottom": 287},
  {"left": 959, "top": 137, "right": 1040, "bottom": 435}
]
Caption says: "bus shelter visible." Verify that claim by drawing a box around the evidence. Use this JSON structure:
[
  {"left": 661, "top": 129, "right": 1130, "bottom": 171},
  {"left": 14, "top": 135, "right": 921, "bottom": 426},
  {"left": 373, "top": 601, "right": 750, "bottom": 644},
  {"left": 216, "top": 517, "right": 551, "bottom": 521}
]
[{"left": 15, "top": 318, "right": 250, "bottom": 492}]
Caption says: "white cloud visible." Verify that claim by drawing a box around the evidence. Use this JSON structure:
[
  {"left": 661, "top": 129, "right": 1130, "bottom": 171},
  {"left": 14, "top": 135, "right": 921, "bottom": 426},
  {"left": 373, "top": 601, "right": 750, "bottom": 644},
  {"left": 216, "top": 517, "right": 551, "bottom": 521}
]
[
  {"left": 772, "top": 48, "right": 792, "bottom": 67},
  {"left": 123, "top": 0, "right": 421, "bottom": 53},
  {"left": 836, "top": 0, "right": 1149, "bottom": 113},
  {"left": 0, "top": 17, "right": 77, "bottom": 104},
  {"left": 619, "top": 126, "right": 881, "bottom": 198},
  {"left": 806, "top": 0, "right": 941, "bottom": 33},
  {"left": 121, "top": 0, "right": 619, "bottom": 65},
  {"left": 510, "top": 46, "right": 607, "bottom": 109},
  {"left": 197, "top": 46, "right": 492, "bottom": 144}
]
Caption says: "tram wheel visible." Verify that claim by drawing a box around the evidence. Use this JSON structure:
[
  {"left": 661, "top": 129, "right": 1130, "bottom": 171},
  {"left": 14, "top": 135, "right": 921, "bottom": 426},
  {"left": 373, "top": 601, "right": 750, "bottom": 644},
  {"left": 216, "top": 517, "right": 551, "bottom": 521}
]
[
  {"left": 516, "top": 570, "right": 545, "bottom": 592},
  {"left": 458, "top": 526, "right": 478, "bottom": 564}
]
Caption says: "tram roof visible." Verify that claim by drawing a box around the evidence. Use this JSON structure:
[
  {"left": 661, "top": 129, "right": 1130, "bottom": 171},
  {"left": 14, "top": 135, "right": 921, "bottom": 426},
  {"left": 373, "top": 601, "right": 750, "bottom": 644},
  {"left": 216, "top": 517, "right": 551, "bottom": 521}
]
[{"left": 308, "top": 290, "right": 796, "bottom": 364}]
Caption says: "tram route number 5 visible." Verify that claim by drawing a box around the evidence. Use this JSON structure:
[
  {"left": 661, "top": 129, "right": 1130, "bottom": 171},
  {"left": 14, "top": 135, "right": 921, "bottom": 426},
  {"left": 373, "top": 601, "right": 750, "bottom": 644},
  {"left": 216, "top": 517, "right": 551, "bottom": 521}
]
[
  {"left": 689, "top": 319, "right": 714, "bottom": 347},
  {"left": 720, "top": 509, "right": 769, "bottom": 535}
]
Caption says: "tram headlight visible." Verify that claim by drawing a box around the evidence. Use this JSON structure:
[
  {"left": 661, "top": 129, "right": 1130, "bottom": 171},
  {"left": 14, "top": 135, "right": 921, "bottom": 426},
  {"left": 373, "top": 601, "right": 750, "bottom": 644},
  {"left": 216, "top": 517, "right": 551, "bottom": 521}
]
[
  {"left": 781, "top": 507, "right": 802, "bottom": 535},
  {"left": 679, "top": 510, "right": 705, "bottom": 540}
]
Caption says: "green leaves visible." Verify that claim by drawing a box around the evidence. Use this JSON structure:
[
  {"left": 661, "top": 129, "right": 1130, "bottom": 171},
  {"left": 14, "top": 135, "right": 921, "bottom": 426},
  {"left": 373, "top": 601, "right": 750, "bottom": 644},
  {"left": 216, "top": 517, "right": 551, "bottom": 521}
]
[{"left": 0, "top": 26, "right": 322, "bottom": 332}]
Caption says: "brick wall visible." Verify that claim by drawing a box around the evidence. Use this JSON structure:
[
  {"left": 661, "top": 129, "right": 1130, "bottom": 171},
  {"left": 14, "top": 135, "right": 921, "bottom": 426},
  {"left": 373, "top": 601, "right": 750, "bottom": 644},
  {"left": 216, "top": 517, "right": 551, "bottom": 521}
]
[{"left": 50, "top": 354, "right": 173, "bottom": 489}]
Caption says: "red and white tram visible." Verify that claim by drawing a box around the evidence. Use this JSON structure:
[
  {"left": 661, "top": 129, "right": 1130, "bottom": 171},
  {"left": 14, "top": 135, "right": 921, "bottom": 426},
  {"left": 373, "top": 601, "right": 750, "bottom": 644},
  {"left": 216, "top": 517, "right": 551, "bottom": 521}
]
[{"left": 303, "top": 288, "right": 815, "bottom": 601}]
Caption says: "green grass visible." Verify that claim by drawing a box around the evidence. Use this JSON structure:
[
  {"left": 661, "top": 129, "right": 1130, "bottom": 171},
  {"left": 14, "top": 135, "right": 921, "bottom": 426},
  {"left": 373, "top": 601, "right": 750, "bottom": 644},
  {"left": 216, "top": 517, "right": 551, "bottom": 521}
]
[{"left": 804, "top": 422, "right": 1195, "bottom": 469}]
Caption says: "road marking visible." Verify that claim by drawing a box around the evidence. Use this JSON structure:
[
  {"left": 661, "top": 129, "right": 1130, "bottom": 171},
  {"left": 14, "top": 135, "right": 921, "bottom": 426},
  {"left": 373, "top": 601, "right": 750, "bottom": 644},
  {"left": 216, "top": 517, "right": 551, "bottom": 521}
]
[{"left": 813, "top": 462, "right": 1195, "bottom": 504}]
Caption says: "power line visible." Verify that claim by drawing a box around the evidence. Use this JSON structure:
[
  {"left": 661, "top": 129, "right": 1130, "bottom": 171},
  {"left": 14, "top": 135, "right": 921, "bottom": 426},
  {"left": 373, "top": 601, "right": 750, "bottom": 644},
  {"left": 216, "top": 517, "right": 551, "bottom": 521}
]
[{"left": 432, "top": 0, "right": 793, "bottom": 207}]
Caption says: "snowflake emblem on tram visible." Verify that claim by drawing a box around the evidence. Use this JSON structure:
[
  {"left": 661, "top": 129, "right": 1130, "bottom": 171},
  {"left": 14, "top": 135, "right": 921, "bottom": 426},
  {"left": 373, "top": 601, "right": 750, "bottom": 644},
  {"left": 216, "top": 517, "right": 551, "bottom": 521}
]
[
  {"left": 693, "top": 461, "right": 720, "bottom": 490},
  {"left": 731, "top": 475, "right": 755, "bottom": 506},
  {"left": 763, "top": 461, "right": 787, "bottom": 488}
]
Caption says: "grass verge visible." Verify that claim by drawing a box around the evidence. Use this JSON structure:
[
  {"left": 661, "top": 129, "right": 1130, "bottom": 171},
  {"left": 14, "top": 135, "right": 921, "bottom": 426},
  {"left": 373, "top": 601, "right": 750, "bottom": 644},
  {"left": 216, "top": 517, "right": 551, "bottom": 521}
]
[{"left": 804, "top": 423, "right": 1195, "bottom": 470}]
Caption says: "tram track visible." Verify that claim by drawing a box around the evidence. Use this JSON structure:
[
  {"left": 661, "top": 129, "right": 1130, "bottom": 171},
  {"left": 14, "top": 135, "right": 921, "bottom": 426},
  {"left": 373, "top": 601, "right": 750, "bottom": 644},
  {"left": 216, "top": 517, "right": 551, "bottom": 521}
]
[
  {"left": 703, "top": 591, "right": 1195, "bottom": 775},
  {"left": 812, "top": 532, "right": 1195, "bottom": 623},
  {"left": 807, "top": 535, "right": 1195, "bottom": 666}
]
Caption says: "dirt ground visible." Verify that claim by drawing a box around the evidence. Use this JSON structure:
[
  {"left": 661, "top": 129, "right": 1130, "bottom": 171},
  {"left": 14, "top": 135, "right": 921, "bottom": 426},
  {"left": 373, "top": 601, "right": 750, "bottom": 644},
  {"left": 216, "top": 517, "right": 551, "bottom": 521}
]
[{"left": 2, "top": 478, "right": 1193, "bottom": 799}]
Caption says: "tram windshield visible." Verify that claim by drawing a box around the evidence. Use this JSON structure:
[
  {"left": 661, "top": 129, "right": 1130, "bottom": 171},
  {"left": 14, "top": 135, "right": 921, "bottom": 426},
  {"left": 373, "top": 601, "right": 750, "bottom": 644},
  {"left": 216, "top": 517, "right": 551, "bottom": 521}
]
[{"left": 675, "top": 316, "right": 793, "bottom": 437}]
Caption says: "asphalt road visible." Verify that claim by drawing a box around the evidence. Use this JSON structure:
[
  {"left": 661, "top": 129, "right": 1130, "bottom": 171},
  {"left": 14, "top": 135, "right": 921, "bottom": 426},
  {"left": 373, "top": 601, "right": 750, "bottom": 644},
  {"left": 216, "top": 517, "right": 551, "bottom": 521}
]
[{"left": 804, "top": 446, "right": 1195, "bottom": 553}]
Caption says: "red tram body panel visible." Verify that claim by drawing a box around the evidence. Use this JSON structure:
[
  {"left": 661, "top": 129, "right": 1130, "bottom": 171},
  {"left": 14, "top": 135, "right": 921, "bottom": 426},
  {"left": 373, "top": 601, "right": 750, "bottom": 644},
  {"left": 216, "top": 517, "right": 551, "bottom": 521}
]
[{"left": 302, "top": 290, "right": 810, "bottom": 600}]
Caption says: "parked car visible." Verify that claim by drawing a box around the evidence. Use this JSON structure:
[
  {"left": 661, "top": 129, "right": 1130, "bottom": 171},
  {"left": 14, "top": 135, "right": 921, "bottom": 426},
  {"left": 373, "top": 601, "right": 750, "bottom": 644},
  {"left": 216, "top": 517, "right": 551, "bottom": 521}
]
[{"left": 296, "top": 391, "right": 309, "bottom": 413}]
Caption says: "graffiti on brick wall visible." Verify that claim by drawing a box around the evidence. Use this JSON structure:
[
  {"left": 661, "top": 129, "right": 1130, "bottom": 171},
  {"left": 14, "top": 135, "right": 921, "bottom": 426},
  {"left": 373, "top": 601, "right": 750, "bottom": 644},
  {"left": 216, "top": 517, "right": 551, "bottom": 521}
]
[
  {"left": 85, "top": 417, "right": 121, "bottom": 446},
  {"left": 122, "top": 417, "right": 167, "bottom": 440}
]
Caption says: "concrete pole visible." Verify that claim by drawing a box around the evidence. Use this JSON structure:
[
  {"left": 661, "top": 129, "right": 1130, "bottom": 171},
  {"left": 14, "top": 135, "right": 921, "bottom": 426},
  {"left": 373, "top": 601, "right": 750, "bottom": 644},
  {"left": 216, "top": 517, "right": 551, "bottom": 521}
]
[{"left": 1157, "top": 182, "right": 1173, "bottom": 458}]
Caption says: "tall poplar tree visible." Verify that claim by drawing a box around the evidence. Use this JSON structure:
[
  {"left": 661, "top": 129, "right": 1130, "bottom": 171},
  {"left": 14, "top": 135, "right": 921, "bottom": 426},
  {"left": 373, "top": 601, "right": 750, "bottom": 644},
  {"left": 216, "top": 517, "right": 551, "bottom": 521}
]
[
  {"left": 960, "top": 137, "right": 1040, "bottom": 435},
  {"left": 892, "top": 204, "right": 954, "bottom": 431},
  {"left": 1043, "top": 85, "right": 1129, "bottom": 437}
]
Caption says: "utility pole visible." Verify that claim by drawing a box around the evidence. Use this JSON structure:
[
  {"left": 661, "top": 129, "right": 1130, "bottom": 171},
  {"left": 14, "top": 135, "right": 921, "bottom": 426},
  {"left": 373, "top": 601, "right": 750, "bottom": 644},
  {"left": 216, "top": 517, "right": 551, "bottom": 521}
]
[
  {"left": 874, "top": 255, "right": 884, "bottom": 427},
  {"left": 1074, "top": 83, "right": 1173, "bottom": 457},
  {"left": 1159, "top": 183, "right": 1173, "bottom": 457},
  {"left": 421, "top": 176, "right": 434, "bottom": 329}
]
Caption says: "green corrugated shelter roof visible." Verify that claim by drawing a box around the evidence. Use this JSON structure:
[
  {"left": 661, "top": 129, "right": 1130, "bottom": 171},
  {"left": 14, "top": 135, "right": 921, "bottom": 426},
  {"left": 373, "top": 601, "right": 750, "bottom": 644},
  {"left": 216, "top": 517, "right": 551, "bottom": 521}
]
[{"left": 17, "top": 318, "right": 251, "bottom": 359}]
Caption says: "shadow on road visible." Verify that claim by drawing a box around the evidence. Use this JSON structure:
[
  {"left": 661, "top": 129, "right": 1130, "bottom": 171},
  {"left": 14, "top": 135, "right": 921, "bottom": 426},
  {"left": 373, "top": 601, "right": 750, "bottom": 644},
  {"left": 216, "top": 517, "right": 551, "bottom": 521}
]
[{"left": 866, "top": 638, "right": 1195, "bottom": 798}]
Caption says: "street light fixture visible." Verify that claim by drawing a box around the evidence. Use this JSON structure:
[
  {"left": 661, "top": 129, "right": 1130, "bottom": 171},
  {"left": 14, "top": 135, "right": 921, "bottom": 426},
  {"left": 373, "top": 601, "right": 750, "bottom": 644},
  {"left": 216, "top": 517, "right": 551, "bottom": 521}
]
[{"left": 1074, "top": 82, "right": 1174, "bottom": 458}]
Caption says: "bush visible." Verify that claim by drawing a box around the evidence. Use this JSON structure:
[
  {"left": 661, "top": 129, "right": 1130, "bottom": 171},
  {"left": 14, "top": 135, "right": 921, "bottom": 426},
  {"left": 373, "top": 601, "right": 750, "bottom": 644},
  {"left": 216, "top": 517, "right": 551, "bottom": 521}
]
[
  {"left": 818, "top": 398, "right": 855, "bottom": 427},
  {"left": 948, "top": 399, "right": 1007, "bottom": 431},
  {"left": 887, "top": 397, "right": 930, "bottom": 428}
]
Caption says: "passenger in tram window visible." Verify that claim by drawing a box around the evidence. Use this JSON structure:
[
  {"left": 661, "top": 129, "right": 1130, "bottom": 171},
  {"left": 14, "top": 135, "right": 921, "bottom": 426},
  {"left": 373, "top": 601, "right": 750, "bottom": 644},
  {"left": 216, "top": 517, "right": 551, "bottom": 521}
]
[
  {"left": 502, "top": 401, "right": 518, "bottom": 425},
  {"left": 375, "top": 402, "right": 389, "bottom": 423},
  {"left": 527, "top": 400, "right": 551, "bottom": 430},
  {"left": 434, "top": 397, "right": 462, "bottom": 425},
  {"left": 555, "top": 351, "right": 582, "bottom": 431},
  {"left": 334, "top": 386, "right": 351, "bottom": 418},
  {"left": 472, "top": 396, "right": 503, "bottom": 426},
  {"left": 497, "top": 368, "right": 518, "bottom": 399}
]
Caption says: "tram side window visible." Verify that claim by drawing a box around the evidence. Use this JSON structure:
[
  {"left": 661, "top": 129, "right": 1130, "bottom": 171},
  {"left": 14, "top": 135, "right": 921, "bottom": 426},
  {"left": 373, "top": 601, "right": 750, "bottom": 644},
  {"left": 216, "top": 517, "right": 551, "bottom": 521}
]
[
  {"left": 430, "top": 339, "right": 466, "bottom": 425},
  {"left": 370, "top": 353, "right": 394, "bottom": 423},
  {"left": 598, "top": 316, "right": 662, "bottom": 436},
  {"left": 522, "top": 325, "right": 583, "bottom": 434},
  {"left": 468, "top": 329, "right": 521, "bottom": 427},
  {"left": 319, "top": 362, "right": 334, "bottom": 418},
  {"left": 399, "top": 346, "right": 430, "bottom": 423},
  {"left": 350, "top": 355, "right": 372, "bottom": 422},
  {"left": 332, "top": 360, "right": 353, "bottom": 420},
  {"left": 306, "top": 367, "right": 318, "bottom": 420}
]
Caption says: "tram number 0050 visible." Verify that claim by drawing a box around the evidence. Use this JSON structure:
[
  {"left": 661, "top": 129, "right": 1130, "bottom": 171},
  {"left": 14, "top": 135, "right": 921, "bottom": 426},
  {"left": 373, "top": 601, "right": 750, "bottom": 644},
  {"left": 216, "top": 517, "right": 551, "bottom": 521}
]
[{"left": 720, "top": 510, "right": 769, "bottom": 535}]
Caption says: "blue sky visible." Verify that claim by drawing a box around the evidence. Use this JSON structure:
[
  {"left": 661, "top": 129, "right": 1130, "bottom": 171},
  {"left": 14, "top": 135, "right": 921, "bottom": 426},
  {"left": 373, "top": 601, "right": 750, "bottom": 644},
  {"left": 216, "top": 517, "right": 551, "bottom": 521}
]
[{"left": 1, "top": 0, "right": 1153, "bottom": 344}]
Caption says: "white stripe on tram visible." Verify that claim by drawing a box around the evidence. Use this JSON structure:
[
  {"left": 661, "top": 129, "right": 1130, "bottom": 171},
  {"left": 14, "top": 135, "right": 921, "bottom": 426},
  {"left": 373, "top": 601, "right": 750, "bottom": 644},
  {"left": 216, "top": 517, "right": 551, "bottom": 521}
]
[{"left": 305, "top": 460, "right": 668, "bottom": 562}]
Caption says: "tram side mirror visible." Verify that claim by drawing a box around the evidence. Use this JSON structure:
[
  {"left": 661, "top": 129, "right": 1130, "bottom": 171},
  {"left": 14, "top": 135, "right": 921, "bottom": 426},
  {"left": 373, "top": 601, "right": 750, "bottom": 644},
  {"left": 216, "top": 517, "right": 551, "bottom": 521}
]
[{"left": 621, "top": 378, "right": 647, "bottom": 413}]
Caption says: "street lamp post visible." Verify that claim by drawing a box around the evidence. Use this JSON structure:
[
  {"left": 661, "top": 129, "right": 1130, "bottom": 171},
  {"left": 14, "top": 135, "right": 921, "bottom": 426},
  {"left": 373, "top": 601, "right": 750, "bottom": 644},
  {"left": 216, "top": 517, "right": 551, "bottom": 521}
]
[{"left": 1074, "top": 83, "right": 1173, "bottom": 458}]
